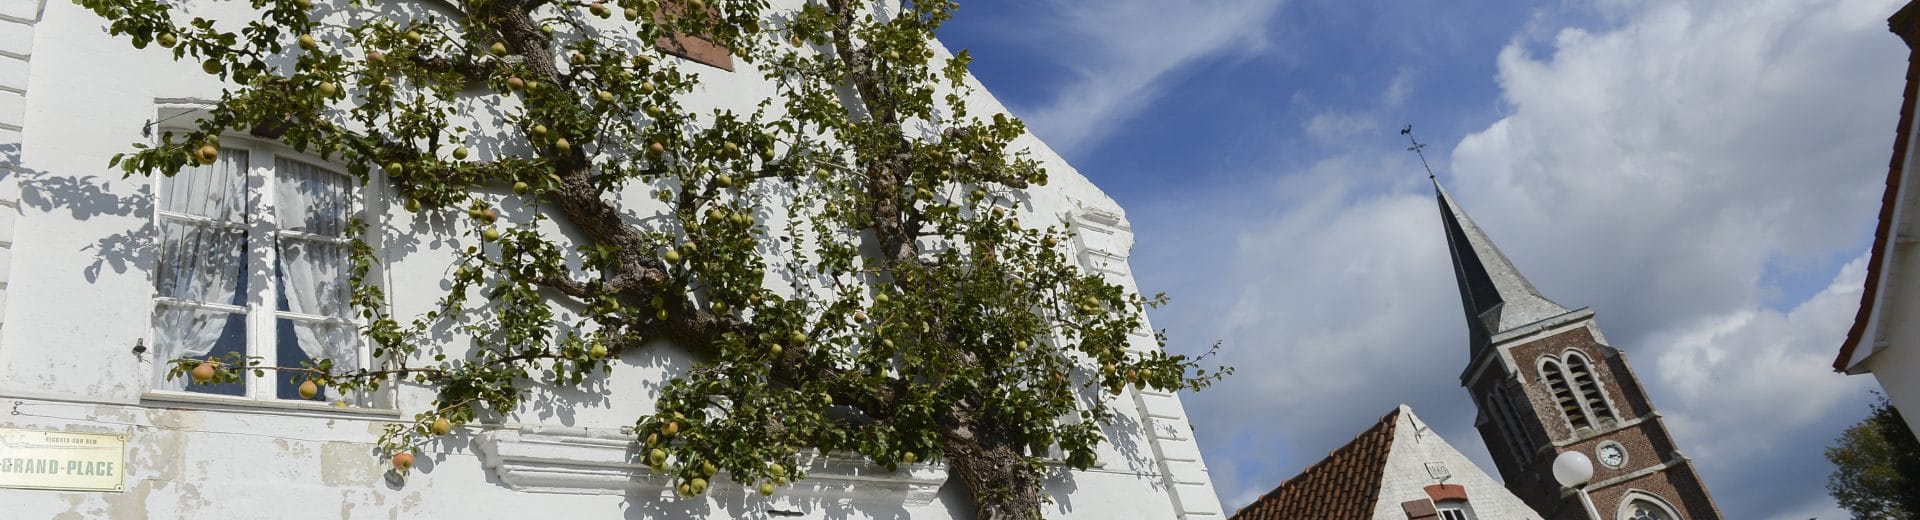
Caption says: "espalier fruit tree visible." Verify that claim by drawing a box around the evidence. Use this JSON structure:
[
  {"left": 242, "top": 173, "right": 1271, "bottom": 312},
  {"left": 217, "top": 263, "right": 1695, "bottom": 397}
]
[{"left": 83, "top": 0, "right": 1228, "bottom": 516}]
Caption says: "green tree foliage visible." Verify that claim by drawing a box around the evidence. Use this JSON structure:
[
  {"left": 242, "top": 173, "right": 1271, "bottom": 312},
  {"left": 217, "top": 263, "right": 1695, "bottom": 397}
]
[
  {"left": 81, "top": 0, "right": 1229, "bottom": 516},
  {"left": 1827, "top": 394, "right": 1920, "bottom": 520}
]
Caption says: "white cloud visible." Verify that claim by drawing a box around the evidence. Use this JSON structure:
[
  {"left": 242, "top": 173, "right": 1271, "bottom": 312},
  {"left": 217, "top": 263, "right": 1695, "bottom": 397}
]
[
  {"left": 996, "top": 0, "right": 1285, "bottom": 154},
  {"left": 1132, "top": 0, "right": 1906, "bottom": 516}
]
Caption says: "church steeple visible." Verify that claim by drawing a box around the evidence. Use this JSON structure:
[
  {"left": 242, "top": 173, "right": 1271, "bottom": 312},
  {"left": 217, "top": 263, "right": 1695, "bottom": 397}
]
[{"left": 1433, "top": 180, "right": 1570, "bottom": 355}]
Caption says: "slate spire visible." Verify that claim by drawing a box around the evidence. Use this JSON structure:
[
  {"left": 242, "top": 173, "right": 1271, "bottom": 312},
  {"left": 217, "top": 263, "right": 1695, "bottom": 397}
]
[{"left": 1433, "top": 180, "right": 1570, "bottom": 355}]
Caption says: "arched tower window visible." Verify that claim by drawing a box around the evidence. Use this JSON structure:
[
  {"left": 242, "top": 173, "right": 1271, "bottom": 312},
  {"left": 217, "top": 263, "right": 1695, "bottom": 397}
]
[
  {"left": 1564, "top": 351, "right": 1617, "bottom": 426},
  {"left": 1615, "top": 491, "right": 1681, "bottom": 520},
  {"left": 1484, "top": 391, "right": 1534, "bottom": 464},
  {"left": 1538, "top": 359, "right": 1592, "bottom": 431}
]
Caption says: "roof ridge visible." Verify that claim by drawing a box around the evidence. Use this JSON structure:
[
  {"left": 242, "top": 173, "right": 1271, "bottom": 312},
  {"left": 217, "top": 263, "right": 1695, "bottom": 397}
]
[{"left": 1229, "top": 406, "right": 1406, "bottom": 519}]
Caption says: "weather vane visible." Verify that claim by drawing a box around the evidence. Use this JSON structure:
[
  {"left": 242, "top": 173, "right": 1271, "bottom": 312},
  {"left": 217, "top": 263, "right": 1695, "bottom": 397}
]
[{"left": 1402, "top": 124, "right": 1435, "bottom": 180}]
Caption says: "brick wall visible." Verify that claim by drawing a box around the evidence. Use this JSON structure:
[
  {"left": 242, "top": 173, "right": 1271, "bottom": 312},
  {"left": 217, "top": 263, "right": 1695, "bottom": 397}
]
[{"left": 1471, "top": 321, "right": 1721, "bottom": 519}]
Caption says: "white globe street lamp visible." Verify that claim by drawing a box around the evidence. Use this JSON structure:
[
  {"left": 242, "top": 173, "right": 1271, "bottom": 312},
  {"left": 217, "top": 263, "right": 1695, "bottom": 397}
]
[{"left": 1553, "top": 451, "right": 1603, "bottom": 520}]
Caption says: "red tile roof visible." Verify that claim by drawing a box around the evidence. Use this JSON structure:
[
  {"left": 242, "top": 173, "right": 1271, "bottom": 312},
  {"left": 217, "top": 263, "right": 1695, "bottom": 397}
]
[
  {"left": 1230, "top": 408, "right": 1402, "bottom": 520},
  {"left": 1838, "top": 1, "right": 1920, "bottom": 372}
]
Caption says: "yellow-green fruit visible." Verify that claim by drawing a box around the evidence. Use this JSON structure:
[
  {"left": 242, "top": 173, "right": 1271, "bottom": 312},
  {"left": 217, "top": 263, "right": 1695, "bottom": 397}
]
[
  {"left": 597, "top": 90, "right": 614, "bottom": 102},
  {"left": 770, "top": 463, "right": 786, "bottom": 476},
  {"left": 542, "top": 24, "right": 554, "bottom": 35},
  {"left": 482, "top": 227, "right": 501, "bottom": 241},
  {"left": 295, "top": 0, "right": 311, "bottom": 9},
  {"left": 531, "top": 124, "right": 548, "bottom": 137},
  {"left": 405, "top": 199, "right": 421, "bottom": 212},
  {"left": 646, "top": 433, "right": 659, "bottom": 446},
  {"left": 431, "top": 417, "right": 452, "bottom": 435},
  {"left": 554, "top": 138, "right": 570, "bottom": 153},
  {"left": 196, "top": 145, "right": 219, "bottom": 164},
  {"left": 759, "top": 482, "right": 775, "bottom": 496},
  {"left": 676, "top": 484, "right": 691, "bottom": 497},
  {"left": 716, "top": 174, "right": 733, "bottom": 187},
  {"left": 624, "top": 7, "right": 638, "bottom": 19},
  {"left": 648, "top": 142, "right": 665, "bottom": 157},
  {"left": 318, "top": 81, "right": 337, "bottom": 96},
  {"left": 690, "top": 478, "right": 707, "bottom": 494},
  {"left": 648, "top": 448, "right": 666, "bottom": 464},
  {"left": 701, "top": 461, "right": 717, "bottom": 476},
  {"left": 664, "top": 249, "right": 681, "bottom": 262},
  {"left": 405, "top": 31, "right": 422, "bottom": 44},
  {"left": 506, "top": 76, "right": 525, "bottom": 91},
  {"left": 513, "top": 181, "right": 530, "bottom": 195},
  {"left": 297, "top": 380, "right": 319, "bottom": 399},
  {"left": 201, "top": 60, "right": 221, "bottom": 75},
  {"left": 385, "top": 162, "right": 403, "bottom": 175},
  {"left": 490, "top": 42, "right": 508, "bottom": 56},
  {"left": 157, "top": 33, "right": 177, "bottom": 48},
  {"left": 1015, "top": 340, "right": 1028, "bottom": 350},
  {"left": 903, "top": 452, "right": 917, "bottom": 464},
  {"left": 297, "top": 34, "right": 317, "bottom": 50},
  {"left": 769, "top": 344, "right": 782, "bottom": 356},
  {"left": 452, "top": 146, "right": 470, "bottom": 160},
  {"left": 588, "top": 342, "right": 608, "bottom": 359},
  {"left": 190, "top": 362, "right": 216, "bottom": 383},
  {"left": 789, "top": 331, "right": 807, "bottom": 345},
  {"left": 707, "top": 208, "right": 725, "bottom": 221},
  {"left": 663, "top": 422, "right": 680, "bottom": 436}
]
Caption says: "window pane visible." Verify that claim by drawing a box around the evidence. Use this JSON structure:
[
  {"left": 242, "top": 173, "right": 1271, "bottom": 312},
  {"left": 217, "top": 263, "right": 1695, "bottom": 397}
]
[
  {"left": 160, "top": 148, "right": 249, "bottom": 222},
  {"left": 154, "top": 220, "right": 248, "bottom": 306},
  {"left": 275, "top": 237, "right": 350, "bottom": 317},
  {"left": 273, "top": 158, "right": 352, "bottom": 236},
  {"left": 151, "top": 305, "right": 247, "bottom": 395},
  {"left": 276, "top": 318, "right": 364, "bottom": 404}
]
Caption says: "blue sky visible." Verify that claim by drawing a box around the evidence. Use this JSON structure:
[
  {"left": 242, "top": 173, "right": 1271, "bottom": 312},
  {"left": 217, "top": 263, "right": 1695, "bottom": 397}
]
[{"left": 938, "top": 0, "right": 1906, "bottom": 518}]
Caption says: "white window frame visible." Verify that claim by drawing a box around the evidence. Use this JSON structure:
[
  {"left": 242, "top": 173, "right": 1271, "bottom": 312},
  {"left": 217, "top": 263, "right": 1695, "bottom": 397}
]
[
  {"left": 142, "top": 124, "right": 393, "bottom": 410},
  {"left": 1563, "top": 350, "right": 1622, "bottom": 426},
  {"left": 1436, "top": 500, "right": 1476, "bottom": 520},
  {"left": 1614, "top": 490, "right": 1681, "bottom": 520},
  {"left": 1536, "top": 355, "right": 1593, "bottom": 433}
]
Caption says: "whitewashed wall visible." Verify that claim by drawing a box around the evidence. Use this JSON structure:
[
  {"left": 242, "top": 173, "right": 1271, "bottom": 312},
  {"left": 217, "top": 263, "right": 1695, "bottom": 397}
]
[
  {"left": 0, "top": 0, "right": 1226, "bottom": 518},
  {"left": 1371, "top": 406, "right": 1542, "bottom": 520}
]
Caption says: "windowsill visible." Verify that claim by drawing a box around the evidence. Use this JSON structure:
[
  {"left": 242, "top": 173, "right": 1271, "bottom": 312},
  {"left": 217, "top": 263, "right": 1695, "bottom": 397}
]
[{"left": 140, "top": 391, "right": 402, "bottom": 419}]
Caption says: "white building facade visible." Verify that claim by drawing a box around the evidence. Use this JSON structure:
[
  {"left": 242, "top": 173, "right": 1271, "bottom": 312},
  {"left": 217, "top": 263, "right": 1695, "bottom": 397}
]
[
  {"left": 1837, "top": 0, "right": 1920, "bottom": 436},
  {"left": 0, "top": 0, "right": 1226, "bottom": 517}
]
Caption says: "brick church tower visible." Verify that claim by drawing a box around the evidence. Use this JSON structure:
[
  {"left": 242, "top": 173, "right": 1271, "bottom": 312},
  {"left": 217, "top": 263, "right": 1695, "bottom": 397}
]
[{"left": 1433, "top": 181, "right": 1723, "bottom": 520}]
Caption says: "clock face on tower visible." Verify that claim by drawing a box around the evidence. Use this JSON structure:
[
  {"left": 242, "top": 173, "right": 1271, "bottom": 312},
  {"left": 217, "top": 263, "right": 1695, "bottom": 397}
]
[{"left": 1597, "top": 442, "right": 1627, "bottom": 468}]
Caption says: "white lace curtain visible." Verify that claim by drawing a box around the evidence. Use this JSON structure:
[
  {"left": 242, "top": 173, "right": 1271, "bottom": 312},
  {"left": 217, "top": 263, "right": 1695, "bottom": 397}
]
[
  {"left": 151, "top": 149, "right": 248, "bottom": 392},
  {"left": 273, "top": 158, "right": 358, "bottom": 381}
]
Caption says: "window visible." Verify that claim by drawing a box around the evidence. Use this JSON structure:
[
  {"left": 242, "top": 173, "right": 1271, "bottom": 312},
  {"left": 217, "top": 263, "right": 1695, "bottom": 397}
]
[
  {"left": 1484, "top": 391, "right": 1534, "bottom": 464},
  {"left": 1615, "top": 491, "right": 1682, "bottom": 520},
  {"left": 1539, "top": 358, "right": 1592, "bottom": 431},
  {"left": 1565, "top": 351, "right": 1618, "bottom": 426},
  {"left": 1626, "top": 503, "right": 1671, "bottom": 520},
  {"left": 653, "top": 1, "right": 733, "bottom": 71},
  {"left": 1436, "top": 500, "right": 1476, "bottom": 520},
  {"left": 150, "top": 140, "right": 370, "bottom": 405}
]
